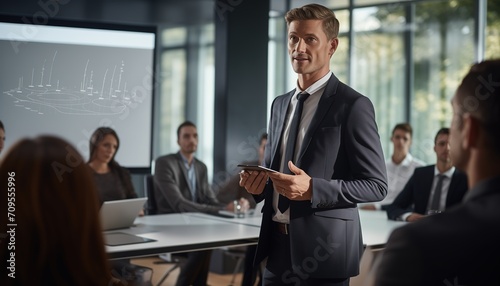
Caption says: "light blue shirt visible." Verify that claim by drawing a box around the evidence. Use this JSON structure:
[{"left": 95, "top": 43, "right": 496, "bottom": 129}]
[{"left": 180, "top": 153, "right": 197, "bottom": 202}]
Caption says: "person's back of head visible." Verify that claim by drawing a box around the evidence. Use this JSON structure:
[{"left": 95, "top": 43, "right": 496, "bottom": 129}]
[
  {"left": 0, "top": 136, "right": 112, "bottom": 286},
  {"left": 454, "top": 59, "right": 500, "bottom": 157}
]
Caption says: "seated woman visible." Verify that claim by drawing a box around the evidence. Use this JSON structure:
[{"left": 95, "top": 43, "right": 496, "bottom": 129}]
[
  {"left": 0, "top": 136, "right": 118, "bottom": 285},
  {"left": 88, "top": 127, "right": 138, "bottom": 203}
]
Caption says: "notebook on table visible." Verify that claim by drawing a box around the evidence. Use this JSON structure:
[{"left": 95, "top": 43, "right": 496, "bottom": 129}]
[{"left": 100, "top": 197, "right": 147, "bottom": 231}]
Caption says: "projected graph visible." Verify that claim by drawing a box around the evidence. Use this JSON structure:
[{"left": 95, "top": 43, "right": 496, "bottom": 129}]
[{"left": 3, "top": 51, "right": 136, "bottom": 115}]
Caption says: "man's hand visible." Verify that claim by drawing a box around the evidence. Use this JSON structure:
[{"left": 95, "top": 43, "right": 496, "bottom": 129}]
[
  {"left": 225, "top": 197, "right": 251, "bottom": 212},
  {"left": 239, "top": 170, "right": 268, "bottom": 195},
  {"left": 268, "top": 161, "right": 312, "bottom": 201},
  {"left": 406, "top": 213, "right": 425, "bottom": 222},
  {"left": 360, "top": 204, "right": 377, "bottom": 211}
]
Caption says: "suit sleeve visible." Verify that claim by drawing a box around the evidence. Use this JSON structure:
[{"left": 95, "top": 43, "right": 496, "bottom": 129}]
[
  {"left": 153, "top": 157, "right": 223, "bottom": 214},
  {"left": 310, "top": 95, "right": 388, "bottom": 208},
  {"left": 385, "top": 175, "right": 416, "bottom": 220}
]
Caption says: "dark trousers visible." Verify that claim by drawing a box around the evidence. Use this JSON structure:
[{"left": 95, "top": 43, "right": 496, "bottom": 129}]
[
  {"left": 242, "top": 244, "right": 262, "bottom": 286},
  {"left": 261, "top": 225, "right": 349, "bottom": 286},
  {"left": 175, "top": 250, "right": 212, "bottom": 286}
]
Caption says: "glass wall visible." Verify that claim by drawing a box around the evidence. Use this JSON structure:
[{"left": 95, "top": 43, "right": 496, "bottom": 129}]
[
  {"left": 268, "top": 0, "right": 495, "bottom": 164},
  {"left": 352, "top": 5, "right": 406, "bottom": 158},
  {"left": 410, "top": 0, "right": 475, "bottom": 162},
  {"left": 157, "top": 24, "right": 215, "bottom": 177},
  {"left": 486, "top": 0, "right": 500, "bottom": 59},
  {"left": 156, "top": 0, "right": 498, "bottom": 176}
]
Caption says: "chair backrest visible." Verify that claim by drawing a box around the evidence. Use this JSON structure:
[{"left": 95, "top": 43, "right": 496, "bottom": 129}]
[{"left": 143, "top": 174, "right": 157, "bottom": 215}]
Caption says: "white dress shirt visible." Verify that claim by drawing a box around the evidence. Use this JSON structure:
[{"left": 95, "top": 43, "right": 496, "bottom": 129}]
[
  {"left": 372, "top": 153, "right": 424, "bottom": 210},
  {"left": 273, "top": 71, "right": 332, "bottom": 224}
]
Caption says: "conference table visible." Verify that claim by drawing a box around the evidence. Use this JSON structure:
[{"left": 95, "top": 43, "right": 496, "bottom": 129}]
[{"left": 105, "top": 210, "right": 406, "bottom": 260}]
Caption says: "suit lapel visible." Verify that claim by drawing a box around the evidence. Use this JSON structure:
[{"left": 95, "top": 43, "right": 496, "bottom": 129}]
[{"left": 297, "top": 75, "right": 338, "bottom": 163}]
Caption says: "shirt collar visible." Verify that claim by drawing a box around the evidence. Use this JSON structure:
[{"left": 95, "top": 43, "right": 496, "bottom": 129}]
[
  {"left": 434, "top": 165, "right": 455, "bottom": 178},
  {"left": 179, "top": 152, "right": 193, "bottom": 167},
  {"left": 294, "top": 71, "right": 332, "bottom": 97},
  {"left": 399, "top": 153, "right": 414, "bottom": 166}
]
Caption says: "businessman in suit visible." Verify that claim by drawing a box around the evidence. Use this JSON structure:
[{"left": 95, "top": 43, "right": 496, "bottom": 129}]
[
  {"left": 386, "top": 127, "right": 468, "bottom": 222},
  {"left": 154, "top": 121, "right": 248, "bottom": 286},
  {"left": 239, "top": 4, "right": 387, "bottom": 285},
  {"left": 373, "top": 60, "right": 500, "bottom": 286}
]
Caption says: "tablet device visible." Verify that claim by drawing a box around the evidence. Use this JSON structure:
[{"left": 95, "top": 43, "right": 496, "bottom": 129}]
[{"left": 237, "top": 164, "right": 277, "bottom": 173}]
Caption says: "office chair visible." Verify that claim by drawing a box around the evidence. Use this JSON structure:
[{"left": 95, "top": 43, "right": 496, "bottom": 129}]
[
  {"left": 143, "top": 174, "right": 185, "bottom": 286},
  {"left": 223, "top": 246, "right": 246, "bottom": 286}
]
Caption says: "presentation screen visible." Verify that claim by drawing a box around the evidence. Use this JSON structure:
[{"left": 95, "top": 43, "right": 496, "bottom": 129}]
[{"left": 0, "top": 16, "right": 156, "bottom": 171}]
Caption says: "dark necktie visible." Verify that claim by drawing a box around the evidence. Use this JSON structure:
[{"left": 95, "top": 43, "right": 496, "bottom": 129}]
[
  {"left": 428, "top": 174, "right": 445, "bottom": 212},
  {"left": 278, "top": 92, "right": 310, "bottom": 213}
]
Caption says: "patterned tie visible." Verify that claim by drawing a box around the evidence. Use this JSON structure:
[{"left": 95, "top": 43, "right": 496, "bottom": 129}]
[
  {"left": 278, "top": 92, "right": 310, "bottom": 213},
  {"left": 428, "top": 174, "right": 445, "bottom": 212}
]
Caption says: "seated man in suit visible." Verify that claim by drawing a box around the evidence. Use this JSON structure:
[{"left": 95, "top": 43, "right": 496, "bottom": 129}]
[
  {"left": 153, "top": 121, "right": 248, "bottom": 286},
  {"left": 386, "top": 127, "right": 468, "bottom": 222}
]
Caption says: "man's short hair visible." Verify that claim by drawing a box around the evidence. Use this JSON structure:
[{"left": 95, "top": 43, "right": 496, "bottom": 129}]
[
  {"left": 0, "top": 120, "right": 4, "bottom": 131},
  {"left": 285, "top": 4, "right": 339, "bottom": 40},
  {"left": 177, "top": 121, "right": 196, "bottom": 140},
  {"left": 455, "top": 59, "right": 500, "bottom": 153},
  {"left": 392, "top": 123, "right": 413, "bottom": 137},
  {"left": 434, "top": 127, "right": 450, "bottom": 144}
]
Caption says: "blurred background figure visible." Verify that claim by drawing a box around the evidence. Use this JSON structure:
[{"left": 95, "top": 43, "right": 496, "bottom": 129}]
[
  {"left": 385, "top": 128, "right": 468, "bottom": 222},
  {"left": 361, "top": 123, "right": 424, "bottom": 211},
  {"left": 88, "top": 127, "right": 139, "bottom": 206},
  {"left": 0, "top": 136, "right": 116, "bottom": 286}
]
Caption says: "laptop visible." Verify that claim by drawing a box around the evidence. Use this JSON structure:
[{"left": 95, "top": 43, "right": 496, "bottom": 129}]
[{"left": 100, "top": 197, "right": 147, "bottom": 231}]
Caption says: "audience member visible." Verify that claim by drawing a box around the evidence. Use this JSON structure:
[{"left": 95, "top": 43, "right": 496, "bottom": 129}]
[
  {"left": 361, "top": 123, "right": 424, "bottom": 211},
  {"left": 0, "top": 120, "right": 5, "bottom": 154},
  {"left": 386, "top": 127, "right": 468, "bottom": 221},
  {"left": 239, "top": 4, "right": 387, "bottom": 285},
  {"left": 153, "top": 121, "right": 249, "bottom": 286},
  {"left": 0, "top": 136, "right": 115, "bottom": 286},
  {"left": 216, "top": 133, "right": 268, "bottom": 286},
  {"left": 374, "top": 59, "right": 500, "bottom": 285},
  {"left": 88, "top": 127, "right": 138, "bottom": 203}
]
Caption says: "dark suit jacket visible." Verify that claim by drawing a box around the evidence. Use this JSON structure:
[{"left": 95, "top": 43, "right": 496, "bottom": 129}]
[
  {"left": 375, "top": 176, "right": 500, "bottom": 286},
  {"left": 386, "top": 165, "right": 468, "bottom": 220},
  {"left": 153, "top": 152, "right": 223, "bottom": 214},
  {"left": 255, "top": 73, "right": 388, "bottom": 279}
]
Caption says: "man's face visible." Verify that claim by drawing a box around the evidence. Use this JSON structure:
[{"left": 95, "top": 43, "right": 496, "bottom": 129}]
[
  {"left": 178, "top": 126, "right": 198, "bottom": 155},
  {"left": 288, "top": 19, "right": 337, "bottom": 80},
  {"left": 391, "top": 129, "right": 412, "bottom": 155},
  {"left": 434, "top": 133, "right": 451, "bottom": 165}
]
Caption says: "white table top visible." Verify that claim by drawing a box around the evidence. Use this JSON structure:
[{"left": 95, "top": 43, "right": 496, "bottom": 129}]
[
  {"left": 104, "top": 210, "right": 406, "bottom": 259},
  {"left": 105, "top": 213, "right": 260, "bottom": 259},
  {"left": 358, "top": 210, "right": 406, "bottom": 246}
]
